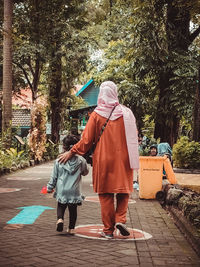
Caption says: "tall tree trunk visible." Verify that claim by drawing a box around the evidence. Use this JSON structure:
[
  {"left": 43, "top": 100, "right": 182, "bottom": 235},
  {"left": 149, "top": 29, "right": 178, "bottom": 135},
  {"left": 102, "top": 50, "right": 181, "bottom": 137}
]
[
  {"left": 2, "top": 0, "right": 13, "bottom": 148},
  {"left": 192, "top": 68, "right": 200, "bottom": 141},
  {"left": 154, "top": 1, "right": 190, "bottom": 146},
  {"left": 109, "top": 0, "right": 113, "bottom": 15},
  {"left": 154, "top": 68, "right": 181, "bottom": 146},
  {"left": 31, "top": 0, "right": 41, "bottom": 102},
  {"left": 49, "top": 41, "right": 62, "bottom": 144}
]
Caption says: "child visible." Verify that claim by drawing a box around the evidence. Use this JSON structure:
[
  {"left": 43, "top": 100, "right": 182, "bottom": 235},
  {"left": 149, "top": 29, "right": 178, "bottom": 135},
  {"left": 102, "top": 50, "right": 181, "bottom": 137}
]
[{"left": 47, "top": 134, "right": 89, "bottom": 234}]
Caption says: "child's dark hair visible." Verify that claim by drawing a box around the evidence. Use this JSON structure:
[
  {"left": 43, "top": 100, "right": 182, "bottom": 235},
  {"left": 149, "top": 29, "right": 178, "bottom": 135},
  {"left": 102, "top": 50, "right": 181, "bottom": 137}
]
[{"left": 62, "top": 134, "right": 80, "bottom": 151}]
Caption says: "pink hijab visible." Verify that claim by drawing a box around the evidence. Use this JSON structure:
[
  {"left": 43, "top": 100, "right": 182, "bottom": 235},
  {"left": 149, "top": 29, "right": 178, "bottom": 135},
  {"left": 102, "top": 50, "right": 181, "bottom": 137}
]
[{"left": 94, "top": 81, "right": 139, "bottom": 170}]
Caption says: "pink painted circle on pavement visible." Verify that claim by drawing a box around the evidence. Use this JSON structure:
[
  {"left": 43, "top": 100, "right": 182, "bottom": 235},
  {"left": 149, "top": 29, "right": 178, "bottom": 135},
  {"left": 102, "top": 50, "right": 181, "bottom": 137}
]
[
  {"left": 85, "top": 196, "right": 136, "bottom": 204},
  {"left": 0, "top": 188, "right": 21, "bottom": 193},
  {"left": 74, "top": 224, "right": 152, "bottom": 241}
]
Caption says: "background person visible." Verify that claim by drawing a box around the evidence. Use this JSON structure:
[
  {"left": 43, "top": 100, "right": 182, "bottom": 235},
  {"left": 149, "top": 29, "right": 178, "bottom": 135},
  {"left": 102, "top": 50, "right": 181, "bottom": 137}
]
[
  {"left": 47, "top": 134, "right": 89, "bottom": 234},
  {"left": 58, "top": 81, "right": 139, "bottom": 239},
  {"left": 149, "top": 144, "right": 158, "bottom": 156},
  {"left": 157, "top": 142, "right": 172, "bottom": 161}
]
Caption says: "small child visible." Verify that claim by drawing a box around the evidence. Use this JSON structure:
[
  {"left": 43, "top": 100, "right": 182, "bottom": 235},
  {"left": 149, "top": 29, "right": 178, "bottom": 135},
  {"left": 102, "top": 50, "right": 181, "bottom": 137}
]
[{"left": 47, "top": 134, "right": 89, "bottom": 234}]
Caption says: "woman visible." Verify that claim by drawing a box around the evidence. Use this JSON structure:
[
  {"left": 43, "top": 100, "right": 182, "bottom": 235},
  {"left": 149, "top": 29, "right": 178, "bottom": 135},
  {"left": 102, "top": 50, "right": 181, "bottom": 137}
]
[{"left": 59, "top": 81, "right": 139, "bottom": 239}]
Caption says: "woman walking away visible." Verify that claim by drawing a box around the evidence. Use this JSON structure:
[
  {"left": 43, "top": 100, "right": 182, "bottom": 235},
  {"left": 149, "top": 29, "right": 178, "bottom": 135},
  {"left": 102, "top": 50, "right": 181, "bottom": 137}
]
[
  {"left": 47, "top": 134, "right": 89, "bottom": 234},
  {"left": 58, "top": 81, "right": 139, "bottom": 239}
]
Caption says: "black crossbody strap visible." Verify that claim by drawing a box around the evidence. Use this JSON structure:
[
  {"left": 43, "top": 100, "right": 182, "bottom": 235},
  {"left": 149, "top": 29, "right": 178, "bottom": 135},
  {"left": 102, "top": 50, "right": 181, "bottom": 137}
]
[{"left": 96, "top": 105, "right": 116, "bottom": 143}]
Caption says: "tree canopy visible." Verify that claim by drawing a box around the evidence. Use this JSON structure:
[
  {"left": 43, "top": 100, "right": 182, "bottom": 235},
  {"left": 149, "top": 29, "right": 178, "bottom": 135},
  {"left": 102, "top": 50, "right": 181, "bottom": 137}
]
[
  {"left": 83, "top": 0, "right": 200, "bottom": 144},
  {"left": 1, "top": 0, "right": 200, "bottom": 146}
]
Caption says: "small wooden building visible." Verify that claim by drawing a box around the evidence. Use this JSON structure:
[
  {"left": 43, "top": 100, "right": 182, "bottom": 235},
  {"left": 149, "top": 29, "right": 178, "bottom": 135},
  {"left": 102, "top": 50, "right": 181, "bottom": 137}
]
[
  {"left": 69, "top": 79, "right": 99, "bottom": 134},
  {"left": 12, "top": 109, "right": 31, "bottom": 137},
  {"left": 75, "top": 79, "right": 99, "bottom": 106}
]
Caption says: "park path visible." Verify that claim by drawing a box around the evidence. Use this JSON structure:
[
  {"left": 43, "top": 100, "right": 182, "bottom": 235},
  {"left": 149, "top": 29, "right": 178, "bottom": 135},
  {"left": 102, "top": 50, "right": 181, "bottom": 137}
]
[{"left": 0, "top": 161, "right": 199, "bottom": 267}]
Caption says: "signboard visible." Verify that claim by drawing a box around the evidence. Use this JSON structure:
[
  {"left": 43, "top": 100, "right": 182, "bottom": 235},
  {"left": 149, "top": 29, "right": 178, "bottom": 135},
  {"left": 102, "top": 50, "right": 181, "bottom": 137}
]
[{"left": 46, "top": 123, "right": 51, "bottom": 134}]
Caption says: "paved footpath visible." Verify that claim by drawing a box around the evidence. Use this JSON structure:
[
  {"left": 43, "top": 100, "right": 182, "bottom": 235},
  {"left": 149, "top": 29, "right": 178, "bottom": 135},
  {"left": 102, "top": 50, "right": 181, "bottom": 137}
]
[{"left": 0, "top": 162, "right": 200, "bottom": 267}]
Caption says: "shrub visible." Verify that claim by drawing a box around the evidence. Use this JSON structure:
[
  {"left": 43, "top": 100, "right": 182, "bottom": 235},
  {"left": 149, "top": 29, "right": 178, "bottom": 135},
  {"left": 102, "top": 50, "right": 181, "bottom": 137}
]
[
  {"left": 173, "top": 136, "right": 200, "bottom": 168},
  {"left": 0, "top": 134, "right": 31, "bottom": 174},
  {"left": 0, "top": 150, "right": 13, "bottom": 172},
  {"left": 0, "top": 147, "right": 30, "bottom": 174}
]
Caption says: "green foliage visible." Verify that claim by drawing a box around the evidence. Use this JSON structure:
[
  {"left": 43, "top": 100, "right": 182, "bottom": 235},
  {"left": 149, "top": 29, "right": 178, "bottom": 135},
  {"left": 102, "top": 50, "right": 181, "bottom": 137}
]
[
  {"left": 167, "top": 50, "right": 199, "bottom": 117},
  {"left": 173, "top": 136, "right": 200, "bottom": 168},
  {"left": 179, "top": 117, "right": 192, "bottom": 138},
  {"left": 141, "top": 115, "right": 155, "bottom": 139},
  {"left": 6, "top": 147, "right": 24, "bottom": 160},
  {"left": 10, "top": 0, "right": 89, "bottom": 142},
  {"left": 43, "top": 142, "right": 59, "bottom": 160},
  {"left": 5, "top": 148, "right": 29, "bottom": 167},
  {"left": 85, "top": 1, "right": 166, "bottom": 129},
  {"left": 0, "top": 140, "right": 30, "bottom": 173},
  {"left": 1, "top": 123, "right": 13, "bottom": 150},
  {"left": 0, "top": 150, "right": 13, "bottom": 171},
  {"left": 85, "top": 0, "right": 200, "bottom": 136},
  {"left": 139, "top": 146, "right": 149, "bottom": 156}
]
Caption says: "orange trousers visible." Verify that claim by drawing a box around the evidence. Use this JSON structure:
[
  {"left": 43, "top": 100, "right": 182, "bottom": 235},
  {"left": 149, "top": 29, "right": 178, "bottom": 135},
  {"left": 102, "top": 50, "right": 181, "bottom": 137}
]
[{"left": 98, "top": 193, "right": 129, "bottom": 234}]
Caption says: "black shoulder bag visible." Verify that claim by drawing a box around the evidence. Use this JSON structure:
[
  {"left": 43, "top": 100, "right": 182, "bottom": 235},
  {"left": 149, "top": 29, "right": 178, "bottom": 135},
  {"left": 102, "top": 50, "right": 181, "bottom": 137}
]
[{"left": 84, "top": 105, "right": 116, "bottom": 166}]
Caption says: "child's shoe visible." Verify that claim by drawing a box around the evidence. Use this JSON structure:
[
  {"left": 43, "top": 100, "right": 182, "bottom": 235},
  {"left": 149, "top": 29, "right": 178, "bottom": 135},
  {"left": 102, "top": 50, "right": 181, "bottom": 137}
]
[
  {"left": 56, "top": 219, "right": 64, "bottom": 232},
  {"left": 67, "top": 228, "right": 75, "bottom": 235}
]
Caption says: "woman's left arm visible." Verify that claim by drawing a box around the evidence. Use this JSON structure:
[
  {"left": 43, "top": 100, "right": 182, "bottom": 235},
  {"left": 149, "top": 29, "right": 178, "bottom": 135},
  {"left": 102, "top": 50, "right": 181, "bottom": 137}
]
[{"left": 58, "top": 112, "right": 96, "bottom": 164}]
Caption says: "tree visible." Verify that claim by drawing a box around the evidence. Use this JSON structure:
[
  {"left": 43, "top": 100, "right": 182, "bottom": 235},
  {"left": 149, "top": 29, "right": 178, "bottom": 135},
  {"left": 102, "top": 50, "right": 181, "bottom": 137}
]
[
  {"left": 12, "top": 0, "right": 88, "bottom": 144},
  {"left": 192, "top": 67, "right": 200, "bottom": 141},
  {"left": 13, "top": 0, "right": 48, "bottom": 102},
  {"left": 86, "top": 0, "right": 200, "bottom": 145},
  {"left": 2, "top": 0, "right": 13, "bottom": 148},
  {"left": 154, "top": 0, "right": 200, "bottom": 145},
  {"left": 192, "top": 29, "right": 200, "bottom": 141},
  {"left": 44, "top": 0, "right": 88, "bottom": 143},
  {"left": 84, "top": 0, "right": 161, "bottom": 130}
]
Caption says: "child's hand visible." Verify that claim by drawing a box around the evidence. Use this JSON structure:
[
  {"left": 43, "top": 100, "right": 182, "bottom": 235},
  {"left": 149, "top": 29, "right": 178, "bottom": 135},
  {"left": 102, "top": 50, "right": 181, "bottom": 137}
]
[
  {"left": 47, "top": 189, "right": 53, "bottom": 193},
  {"left": 41, "top": 186, "right": 54, "bottom": 194}
]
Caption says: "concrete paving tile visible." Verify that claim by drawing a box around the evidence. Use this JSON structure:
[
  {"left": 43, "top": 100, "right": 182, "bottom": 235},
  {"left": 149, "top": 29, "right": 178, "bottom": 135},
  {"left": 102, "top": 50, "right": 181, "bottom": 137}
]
[
  {"left": 139, "top": 257, "right": 153, "bottom": 263},
  {"left": 153, "top": 259, "right": 167, "bottom": 265},
  {"left": 117, "top": 249, "right": 137, "bottom": 256},
  {"left": 0, "top": 264, "right": 16, "bottom": 267},
  {"left": 0, "top": 258, "right": 15, "bottom": 267},
  {"left": 137, "top": 251, "right": 151, "bottom": 257},
  {"left": 117, "top": 256, "right": 139, "bottom": 265},
  {"left": 139, "top": 263, "right": 154, "bottom": 267},
  {"left": 147, "top": 246, "right": 161, "bottom": 252}
]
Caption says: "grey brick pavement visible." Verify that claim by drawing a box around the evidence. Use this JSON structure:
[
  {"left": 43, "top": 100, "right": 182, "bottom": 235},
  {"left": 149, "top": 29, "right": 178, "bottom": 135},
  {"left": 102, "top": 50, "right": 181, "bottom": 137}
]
[{"left": 0, "top": 162, "right": 200, "bottom": 267}]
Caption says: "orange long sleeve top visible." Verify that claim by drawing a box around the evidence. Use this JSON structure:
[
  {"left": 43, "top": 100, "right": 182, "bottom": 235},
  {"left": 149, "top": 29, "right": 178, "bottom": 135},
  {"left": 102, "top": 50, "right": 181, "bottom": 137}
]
[{"left": 71, "top": 112, "right": 133, "bottom": 194}]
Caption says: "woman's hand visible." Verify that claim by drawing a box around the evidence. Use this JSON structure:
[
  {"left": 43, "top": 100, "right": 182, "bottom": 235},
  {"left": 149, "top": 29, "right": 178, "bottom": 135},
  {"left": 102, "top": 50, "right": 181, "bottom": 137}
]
[{"left": 58, "top": 150, "right": 73, "bottom": 164}]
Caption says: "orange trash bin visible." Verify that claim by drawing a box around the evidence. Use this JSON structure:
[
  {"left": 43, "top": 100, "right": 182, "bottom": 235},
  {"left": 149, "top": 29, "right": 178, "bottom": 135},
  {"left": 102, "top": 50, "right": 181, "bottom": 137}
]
[
  {"left": 163, "top": 155, "right": 177, "bottom": 184},
  {"left": 138, "top": 156, "right": 164, "bottom": 199}
]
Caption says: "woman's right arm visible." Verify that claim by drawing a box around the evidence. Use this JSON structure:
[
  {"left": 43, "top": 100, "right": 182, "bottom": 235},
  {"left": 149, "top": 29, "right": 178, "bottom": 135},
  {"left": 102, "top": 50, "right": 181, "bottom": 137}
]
[{"left": 71, "top": 112, "right": 96, "bottom": 155}]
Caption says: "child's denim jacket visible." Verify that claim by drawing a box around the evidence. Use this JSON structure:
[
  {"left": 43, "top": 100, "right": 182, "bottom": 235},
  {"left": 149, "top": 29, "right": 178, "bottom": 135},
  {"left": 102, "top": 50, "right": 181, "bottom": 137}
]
[{"left": 47, "top": 155, "right": 89, "bottom": 204}]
